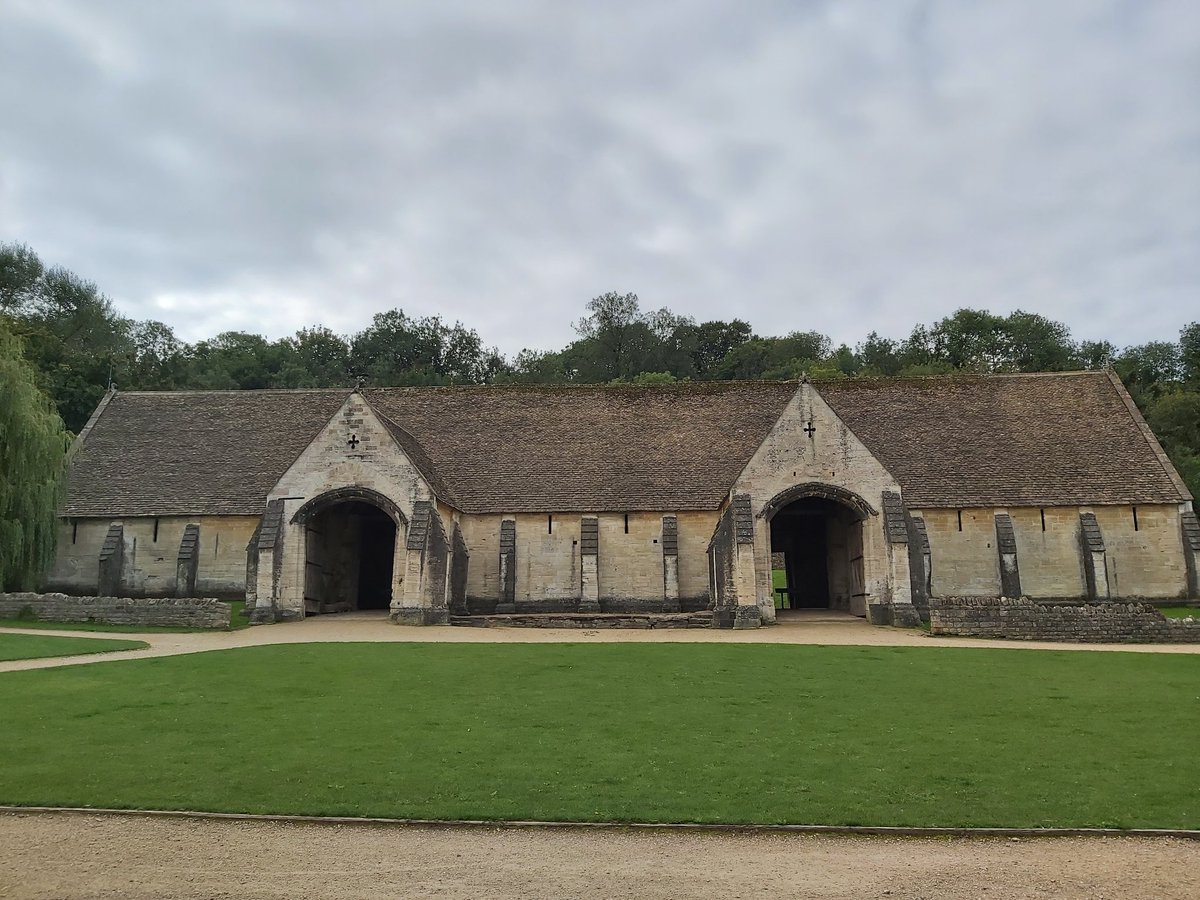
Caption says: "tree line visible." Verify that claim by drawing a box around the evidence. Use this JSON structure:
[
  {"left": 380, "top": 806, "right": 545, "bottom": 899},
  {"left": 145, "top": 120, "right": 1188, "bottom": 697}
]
[{"left": 1, "top": 241, "right": 1198, "bottom": 586}]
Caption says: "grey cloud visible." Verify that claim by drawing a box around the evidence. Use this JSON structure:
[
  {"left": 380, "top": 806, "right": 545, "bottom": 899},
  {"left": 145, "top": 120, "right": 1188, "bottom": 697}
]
[{"left": 0, "top": 0, "right": 1196, "bottom": 354}]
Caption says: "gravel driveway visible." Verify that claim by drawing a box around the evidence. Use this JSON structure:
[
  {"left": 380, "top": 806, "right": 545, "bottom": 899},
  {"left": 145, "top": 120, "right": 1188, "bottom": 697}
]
[{"left": 2, "top": 812, "right": 1197, "bottom": 899}]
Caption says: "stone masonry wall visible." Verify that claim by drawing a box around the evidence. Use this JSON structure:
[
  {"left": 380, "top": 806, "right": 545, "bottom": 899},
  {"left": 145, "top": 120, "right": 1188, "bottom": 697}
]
[
  {"left": 929, "top": 596, "right": 1200, "bottom": 643},
  {"left": 47, "top": 516, "right": 258, "bottom": 598},
  {"left": 0, "top": 592, "right": 232, "bottom": 628}
]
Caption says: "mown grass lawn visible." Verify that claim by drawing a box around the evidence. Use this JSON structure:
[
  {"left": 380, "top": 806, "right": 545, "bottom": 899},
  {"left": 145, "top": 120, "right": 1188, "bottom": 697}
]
[
  {"left": 0, "top": 632, "right": 147, "bottom": 662},
  {"left": 0, "top": 643, "right": 1196, "bottom": 828}
]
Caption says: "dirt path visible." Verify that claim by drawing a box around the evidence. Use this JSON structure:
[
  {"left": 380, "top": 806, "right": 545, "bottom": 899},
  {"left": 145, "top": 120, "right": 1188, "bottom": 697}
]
[
  {"left": 2, "top": 611, "right": 1199, "bottom": 674},
  {"left": 1, "top": 812, "right": 1196, "bottom": 899}
]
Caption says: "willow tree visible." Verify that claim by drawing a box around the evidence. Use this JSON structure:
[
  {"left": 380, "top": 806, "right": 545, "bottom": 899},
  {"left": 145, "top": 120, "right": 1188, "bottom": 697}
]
[{"left": 0, "top": 323, "right": 70, "bottom": 590}]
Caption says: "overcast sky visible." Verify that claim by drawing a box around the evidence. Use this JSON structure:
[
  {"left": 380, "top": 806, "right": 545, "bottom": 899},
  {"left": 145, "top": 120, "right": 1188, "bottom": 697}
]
[{"left": 1, "top": 0, "right": 1196, "bottom": 356}]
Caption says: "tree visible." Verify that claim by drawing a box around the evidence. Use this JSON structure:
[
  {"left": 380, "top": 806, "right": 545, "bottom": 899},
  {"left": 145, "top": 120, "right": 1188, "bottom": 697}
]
[
  {"left": 0, "top": 324, "right": 70, "bottom": 590},
  {"left": 1180, "top": 322, "right": 1200, "bottom": 388},
  {"left": 686, "top": 319, "right": 752, "bottom": 379}
]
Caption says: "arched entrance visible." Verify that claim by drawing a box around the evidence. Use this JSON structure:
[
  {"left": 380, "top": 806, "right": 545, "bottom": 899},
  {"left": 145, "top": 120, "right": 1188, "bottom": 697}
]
[
  {"left": 765, "top": 485, "right": 871, "bottom": 616},
  {"left": 291, "top": 489, "right": 405, "bottom": 615}
]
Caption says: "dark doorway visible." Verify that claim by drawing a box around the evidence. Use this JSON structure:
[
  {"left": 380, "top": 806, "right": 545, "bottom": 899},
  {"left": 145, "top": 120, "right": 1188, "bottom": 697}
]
[
  {"left": 769, "top": 496, "right": 864, "bottom": 614},
  {"left": 304, "top": 501, "right": 397, "bottom": 614},
  {"left": 355, "top": 504, "right": 396, "bottom": 610}
]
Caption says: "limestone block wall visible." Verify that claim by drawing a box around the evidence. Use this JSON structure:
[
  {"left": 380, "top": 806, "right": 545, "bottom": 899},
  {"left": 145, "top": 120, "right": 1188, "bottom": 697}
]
[
  {"left": 0, "top": 592, "right": 231, "bottom": 628},
  {"left": 929, "top": 596, "right": 1200, "bottom": 643},
  {"left": 918, "top": 504, "right": 1190, "bottom": 601},
  {"left": 47, "top": 515, "right": 259, "bottom": 598},
  {"left": 1006, "top": 507, "right": 1085, "bottom": 598},
  {"left": 515, "top": 512, "right": 581, "bottom": 605},
  {"left": 919, "top": 508, "right": 1001, "bottom": 597},
  {"left": 458, "top": 510, "right": 716, "bottom": 613},
  {"left": 1093, "top": 504, "right": 1188, "bottom": 599}
]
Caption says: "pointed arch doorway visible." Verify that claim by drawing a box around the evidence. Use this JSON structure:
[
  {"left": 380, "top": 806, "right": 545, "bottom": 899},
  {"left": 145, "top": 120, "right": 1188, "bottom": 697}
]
[
  {"left": 291, "top": 488, "right": 407, "bottom": 615},
  {"left": 764, "top": 484, "right": 872, "bottom": 616}
]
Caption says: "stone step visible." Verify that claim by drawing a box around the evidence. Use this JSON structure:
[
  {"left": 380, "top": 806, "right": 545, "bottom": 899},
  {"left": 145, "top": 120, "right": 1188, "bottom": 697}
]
[{"left": 449, "top": 611, "right": 714, "bottom": 630}]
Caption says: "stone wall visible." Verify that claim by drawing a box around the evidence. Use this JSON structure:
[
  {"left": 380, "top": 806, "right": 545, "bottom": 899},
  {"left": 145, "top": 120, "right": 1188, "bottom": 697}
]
[
  {"left": 929, "top": 596, "right": 1200, "bottom": 643},
  {"left": 48, "top": 515, "right": 259, "bottom": 598},
  {"left": 0, "top": 592, "right": 232, "bottom": 628}
]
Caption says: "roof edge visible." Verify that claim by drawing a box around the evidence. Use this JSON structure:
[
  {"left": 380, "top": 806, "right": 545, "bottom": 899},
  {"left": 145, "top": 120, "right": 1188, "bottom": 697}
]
[
  {"left": 67, "top": 387, "right": 117, "bottom": 459},
  {"left": 1105, "top": 370, "right": 1192, "bottom": 502}
]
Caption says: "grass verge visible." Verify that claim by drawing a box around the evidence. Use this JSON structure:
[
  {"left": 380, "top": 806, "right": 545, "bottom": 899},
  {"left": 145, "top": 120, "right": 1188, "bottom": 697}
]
[
  {"left": 0, "top": 632, "right": 147, "bottom": 662},
  {"left": 1, "top": 643, "right": 1197, "bottom": 828},
  {"left": 1159, "top": 606, "right": 1200, "bottom": 619}
]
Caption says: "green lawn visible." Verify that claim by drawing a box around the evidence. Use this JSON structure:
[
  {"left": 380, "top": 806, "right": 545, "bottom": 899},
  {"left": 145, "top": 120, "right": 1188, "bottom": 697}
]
[
  {"left": 1159, "top": 606, "right": 1200, "bottom": 619},
  {"left": 0, "top": 632, "right": 147, "bottom": 662},
  {"left": 0, "top": 599, "right": 250, "bottom": 634},
  {"left": 0, "top": 643, "right": 1196, "bottom": 828}
]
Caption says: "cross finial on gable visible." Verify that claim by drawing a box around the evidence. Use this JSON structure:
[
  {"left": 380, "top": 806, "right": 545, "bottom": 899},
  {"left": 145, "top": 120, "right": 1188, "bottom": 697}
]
[{"left": 354, "top": 375, "right": 366, "bottom": 391}]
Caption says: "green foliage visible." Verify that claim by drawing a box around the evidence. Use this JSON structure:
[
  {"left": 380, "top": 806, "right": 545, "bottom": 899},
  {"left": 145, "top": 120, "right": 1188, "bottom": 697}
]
[
  {"left": 0, "top": 643, "right": 1197, "bottom": 827},
  {"left": 0, "top": 324, "right": 70, "bottom": 591}
]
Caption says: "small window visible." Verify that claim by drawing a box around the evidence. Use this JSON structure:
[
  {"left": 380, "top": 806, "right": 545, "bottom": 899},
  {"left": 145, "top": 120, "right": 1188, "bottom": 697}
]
[
  {"left": 1132, "top": 506, "right": 1139, "bottom": 532},
  {"left": 72, "top": 520, "right": 78, "bottom": 544},
  {"left": 624, "top": 513, "right": 630, "bottom": 534},
  {"left": 1040, "top": 509, "right": 1046, "bottom": 532},
  {"left": 956, "top": 510, "right": 963, "bottom": 532},
  {"left": 548, "top": 514, "right": 553, "bottom": 535},
  {"left": 153, "top": 518, "right": 160, "bottom": 542},
  {"left": 214, "top": 533, "right": 220, "bottom": 556}
]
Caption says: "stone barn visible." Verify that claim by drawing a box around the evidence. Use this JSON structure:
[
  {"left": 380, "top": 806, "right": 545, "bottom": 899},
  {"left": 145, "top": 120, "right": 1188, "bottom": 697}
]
[{"left": 48, "top": 372, "right": 1199, "bottom": 628}]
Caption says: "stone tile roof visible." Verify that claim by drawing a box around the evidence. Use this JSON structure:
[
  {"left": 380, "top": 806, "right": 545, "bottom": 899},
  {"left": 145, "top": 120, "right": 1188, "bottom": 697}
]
[
  {"left": 364, "top": 382, "right": 799, "bottom": 513},
  {"left": 62, "top": 382, "right": 798, "bottom": 516},
  {"left": 61, "top": 372, "right": 1188, "bottom": 519},
  {"left": 817, "top": 371, "right": 1189, "bottom": 507},
  {"left": 63, "top": 390, "right": 349, "bottom": 517}
]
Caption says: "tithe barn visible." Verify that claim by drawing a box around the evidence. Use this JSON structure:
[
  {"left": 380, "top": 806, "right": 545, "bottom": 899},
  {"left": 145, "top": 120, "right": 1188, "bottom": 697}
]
[{"left": 50, "top": 372, "right": 1200, "bottom": 628}]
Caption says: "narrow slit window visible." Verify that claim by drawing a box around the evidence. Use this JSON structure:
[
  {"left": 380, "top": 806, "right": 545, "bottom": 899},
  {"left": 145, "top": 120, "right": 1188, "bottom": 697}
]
[
  {"left": 548, "top": 514, "right": 553, "bottom": 535},
  {"left": 957, "top": 510, "right": 963, "bottom": 532},
  {"left": 72, "top": 520, "right": 78, "bottom": 544},
  {"left": 624, "top": 513, "right": 629, "bottom": 534},
  {"left": 1132, "top": 506, "right": 1139, "bottom": 531},
  {"left": 153, "top": 518, "right": 160, "bottom": 542},
  {"left": 215, "top": 533, "right": 220, "bottom": 556},
  {"left": 1040, "top": 509, "right": 1046, "bottom": 532}
]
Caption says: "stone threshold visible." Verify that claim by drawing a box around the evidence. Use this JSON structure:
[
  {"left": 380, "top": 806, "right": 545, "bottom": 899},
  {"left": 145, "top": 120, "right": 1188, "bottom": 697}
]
[
  {"left": 2, "top": 806, "right": 1197, "bottom": 840},
  {"left": 450, "top": 612, "right": 714, "bottom": 629}
]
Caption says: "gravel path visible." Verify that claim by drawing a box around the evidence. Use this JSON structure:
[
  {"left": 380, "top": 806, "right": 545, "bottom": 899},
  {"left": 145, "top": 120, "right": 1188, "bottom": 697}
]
[
  {"left": 1, "top": 610, "right": 1198, "bottom": 674},
  {"left": 2, "top": 812, "right": 1197, "bottom": 899}
]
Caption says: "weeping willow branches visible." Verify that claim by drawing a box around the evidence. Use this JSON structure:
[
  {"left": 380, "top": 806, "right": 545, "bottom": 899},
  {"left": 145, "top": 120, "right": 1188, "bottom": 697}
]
[{"left": 0, "top": 323, "right": 70, "bottom": 590}]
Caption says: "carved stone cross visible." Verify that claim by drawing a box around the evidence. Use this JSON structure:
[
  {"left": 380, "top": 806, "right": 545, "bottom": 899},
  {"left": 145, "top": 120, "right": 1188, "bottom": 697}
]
[
  {"left": 803, "top": 420, "right": 816, "bottom": 438},
  {"left": 347, "top": 434, "right": 360, "bottom": 450}
]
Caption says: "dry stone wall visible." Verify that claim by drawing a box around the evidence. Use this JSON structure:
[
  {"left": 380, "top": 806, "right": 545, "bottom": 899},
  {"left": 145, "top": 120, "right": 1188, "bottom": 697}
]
[
  {"left": 929, "top": 596, "right": 1200, "bottom": 643},
  {"left": 0, "top": 592, "right": 231, "bottom": 628}
]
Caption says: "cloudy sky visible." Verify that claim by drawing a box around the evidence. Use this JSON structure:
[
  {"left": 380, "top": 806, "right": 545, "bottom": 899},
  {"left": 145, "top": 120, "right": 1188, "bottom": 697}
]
[{"left": 1, "top": 0, "right": 1196, "bottom": 355}]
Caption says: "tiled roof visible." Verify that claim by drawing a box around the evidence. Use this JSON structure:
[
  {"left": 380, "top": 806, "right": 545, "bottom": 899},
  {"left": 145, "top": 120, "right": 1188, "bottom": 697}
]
[
  {"left": 364, "top": 382, "right": 799, "bottom": 513},
  {"left": 62, "top": 382, "right": 798, "bottom": 516},
  {"left": 63, "top": 390, "right": 349, "bottom": 517},
  {"left": 61, "top": 372, "right": 1188, "bottom": 519},
  {"left": 817, "top": 371, "right": 1189, "bottom": 507}
]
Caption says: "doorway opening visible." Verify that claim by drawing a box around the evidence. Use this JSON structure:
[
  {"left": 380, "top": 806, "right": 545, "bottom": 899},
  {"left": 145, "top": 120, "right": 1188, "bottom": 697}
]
[
  {"left": 769, "top": 496, "right": 865, "bottom": 615},
  {"left": 303, "top": 500, "right": 397, "bottom": 614}
]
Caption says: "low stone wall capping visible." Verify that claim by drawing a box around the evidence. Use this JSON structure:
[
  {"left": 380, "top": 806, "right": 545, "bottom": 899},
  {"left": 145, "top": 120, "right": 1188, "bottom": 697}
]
[
  {"left": 0, "top": 592, "right": 232, "bottom": 629},
  {"left": 929, "top": 596, "right": 1200, "bottom": 644}
]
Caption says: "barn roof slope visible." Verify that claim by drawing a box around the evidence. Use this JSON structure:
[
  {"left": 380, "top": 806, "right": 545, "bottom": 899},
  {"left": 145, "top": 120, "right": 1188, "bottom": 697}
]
[
  {"left": 817, "top": 370, "right": 1189, "bottom": 507},
  {"left": 61, "top": 372, "right": 1189, "bottom": 518}
]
